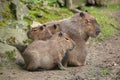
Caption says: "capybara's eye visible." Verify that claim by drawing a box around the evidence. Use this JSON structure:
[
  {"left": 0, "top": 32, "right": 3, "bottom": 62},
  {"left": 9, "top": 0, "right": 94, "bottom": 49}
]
[
  {"left": 43, "top": 24, "right": 46, "bottom": 27},
  {"left": 54, "top": 24, "right": 57, "bottom": 29},
  {"left": 65, "top": 38, "right": 69, "bottom": 40},
  {"left": 40, "top": 27, "right": 43, "bottom": 30},
  {"left": 33, "top": 29, "right": 37, "bottom": 31}
]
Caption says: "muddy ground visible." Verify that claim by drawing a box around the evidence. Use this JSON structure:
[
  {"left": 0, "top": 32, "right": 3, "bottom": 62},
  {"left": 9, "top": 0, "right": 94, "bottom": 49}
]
[{"left": 0, "top": 10, "right": 120, "bottom": 80}]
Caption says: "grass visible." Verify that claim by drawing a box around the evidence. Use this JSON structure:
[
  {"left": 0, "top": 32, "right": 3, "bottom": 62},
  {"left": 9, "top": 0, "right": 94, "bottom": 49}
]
[
  {"left": 107, "top": 4, "right": 120, "bottom": 10},
  {"left": 84, "top": 6, "right": 118, "bottom": 41},
  {"left": 102, "top": 68, "right": 110, "bottom": 76},
  {"left": 26, "top": 7, "right": 73, "bottom": 24}
]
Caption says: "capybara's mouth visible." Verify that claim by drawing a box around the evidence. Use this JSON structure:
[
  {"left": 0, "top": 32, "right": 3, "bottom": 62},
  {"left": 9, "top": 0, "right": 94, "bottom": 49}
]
[{"left": 69, "top": 43, "right": 76, "bottom": 51}]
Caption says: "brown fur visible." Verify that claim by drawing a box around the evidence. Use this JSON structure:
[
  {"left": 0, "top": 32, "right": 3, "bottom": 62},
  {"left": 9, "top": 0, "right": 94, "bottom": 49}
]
[
  {"left": 44, "top": 11, "right": 101, "bottom": 67},
  {"left": 27, "top": 24, "right": 61, "bottom": 41},
  {"left": 22, "top": 32, "right": 75, "bottom": 71},
  {"left": 27, "top": 25, "right": 52, "bottom": 41}
]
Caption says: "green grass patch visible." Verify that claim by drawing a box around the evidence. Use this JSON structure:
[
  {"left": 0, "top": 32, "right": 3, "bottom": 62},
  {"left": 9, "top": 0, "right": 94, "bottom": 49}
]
[
  {"left": 102, "top": 68, "right": 110, "bottom": 76},
  {"left": 107, "top": 4, "right": 120, "bottom": 10},
  {"left": 27, "top": 7, "right": 73, "bottom": 24},
  {"left": 84, "top": 7, "right": 118, "bottom": 41}
]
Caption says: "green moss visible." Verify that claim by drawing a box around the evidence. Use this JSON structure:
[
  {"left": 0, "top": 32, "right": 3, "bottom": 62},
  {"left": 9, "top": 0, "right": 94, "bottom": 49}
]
[
  {"left": 0, "top": 21, "right": 7, "bottom": 27},
  {"left": 0, "top": 12, "right": 12, "bottom": 19},
  {"left": 2, "top": 3, "right": 13, "bottom": 19},
  {"left": 23, "top": 16, "right": 33, "bottom": 25},
  {"left": 6, "top": 36, "right": 16, "bottom": 45},
  {"left": 29, "top": 7, "right": 73, "bottom": 24},
  {"left": 23, "top": 39, "right": 32, "bottom": 45},
  {"left": 0, "top": 2, "right": 15, "bottom": 27},
  {"left": 5, "top": 50, "right": 16, "bottom": 61}
]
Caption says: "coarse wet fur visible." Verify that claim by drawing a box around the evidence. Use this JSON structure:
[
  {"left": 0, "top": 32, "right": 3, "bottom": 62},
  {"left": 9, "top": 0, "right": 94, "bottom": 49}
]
[
  {"left": 22, "top": 32, "right": 75, "bottom": 71},
  {"left": 44, "top": 11, "right": 101, "bottom": 67},
  {"left": 27, "top": 24, "right": 61, "bottom": 41}
]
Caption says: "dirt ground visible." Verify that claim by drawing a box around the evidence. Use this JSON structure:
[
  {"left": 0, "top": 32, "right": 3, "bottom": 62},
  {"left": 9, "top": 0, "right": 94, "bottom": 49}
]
[{"left": 0, "top": 10, "right": 120, "bottom": 80}]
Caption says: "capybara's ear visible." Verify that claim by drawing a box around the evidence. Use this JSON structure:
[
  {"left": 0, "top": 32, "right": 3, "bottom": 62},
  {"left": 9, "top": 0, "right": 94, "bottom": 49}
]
[
  {"left": 43, "top": 24, "right": 46, "bottom": 27},
  {"left": 53, "top": 24, "right": 57, "bottom": 29},
  {"left": 40, "top": 26, "right": 44, "bottom": 30},
  {"left": 58, "top": 31, "right": 63, "bottom": 37},
  {"left": 80, "top": 12, "right": 84, "bottom": 17}
]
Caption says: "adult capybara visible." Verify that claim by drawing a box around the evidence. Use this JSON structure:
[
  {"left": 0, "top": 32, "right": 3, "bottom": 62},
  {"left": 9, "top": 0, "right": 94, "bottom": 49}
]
[
  {"left": 22, "top": 32, "right": 75, "bottom": 71},
  {"left": 27, "top": 24, "right": 61, "bottom": 41},
  {"left": 44, "top": 11, "right": 101, "bottom": 67}
]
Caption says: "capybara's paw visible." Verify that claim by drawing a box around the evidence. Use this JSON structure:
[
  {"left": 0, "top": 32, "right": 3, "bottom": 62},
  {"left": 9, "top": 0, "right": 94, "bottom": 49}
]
[
  {"left": 59, "top": 66, "right": 66, "bottom": 70},
  {"left": 77, "top": 62, "right": 83, "bottom": 67}
]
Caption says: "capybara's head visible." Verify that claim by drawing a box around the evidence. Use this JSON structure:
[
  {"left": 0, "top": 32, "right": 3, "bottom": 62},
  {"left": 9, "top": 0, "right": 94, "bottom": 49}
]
[
  {"left": 27, "top": 25, "right": 52, "bottom": 40},
  {"left": 81, "top": 11, "right": 101, "bottom": 37},
  {"left": 75, "top": 11, "right": 101, "bottom": 38},
  {"left": 47, "top": 24, "right": 62, "bottom": 35},
  {"left": 53, "top": 31, "right": 75, "bottom": 51}
]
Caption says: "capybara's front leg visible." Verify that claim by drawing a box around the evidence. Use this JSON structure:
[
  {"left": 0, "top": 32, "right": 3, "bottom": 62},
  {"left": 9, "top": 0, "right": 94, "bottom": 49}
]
[
  {"left": 71, "top": 60, "right": 82, "bottom": 67},
  {"left": 68, "top": 54, "right": 82, "bottom": 67},
  {"left": 57, "top": 52, "right": 66, "bottom": 70},
  {"left": 62, "top": 52, "right": 69, "bottom": 67},
  {"left": 58, "top": 62, "right": 66, "bottom": 70}
]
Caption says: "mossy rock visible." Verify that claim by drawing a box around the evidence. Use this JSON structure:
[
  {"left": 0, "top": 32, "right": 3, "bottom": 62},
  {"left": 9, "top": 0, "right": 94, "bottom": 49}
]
[
  {"left": 0, "top": 42, "right": 24, "bottom": 68},
  {"left": 0, "top": 26, "right": 29, "bottom": 53}
]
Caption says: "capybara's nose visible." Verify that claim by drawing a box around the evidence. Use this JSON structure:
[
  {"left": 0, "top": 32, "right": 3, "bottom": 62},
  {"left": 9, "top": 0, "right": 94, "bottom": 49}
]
[{"left": 96, "top": 30, "right": 101, "bottom": 35}]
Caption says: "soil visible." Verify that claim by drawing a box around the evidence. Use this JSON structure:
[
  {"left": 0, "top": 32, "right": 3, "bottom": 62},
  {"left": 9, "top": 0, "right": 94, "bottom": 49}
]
[{"left": 0, "top": 10, "right": 120, "bottom": 80}]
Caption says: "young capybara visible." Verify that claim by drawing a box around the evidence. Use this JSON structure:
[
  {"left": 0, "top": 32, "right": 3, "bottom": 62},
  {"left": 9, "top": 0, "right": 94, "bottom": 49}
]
[
  {"left": 22, "top": 31, "right": 75, "bottom": 71},
  {"left": 27, "top": 25, "right": 52, "bottom": 41},
  {"left": 27, "top": 24, "right": 61, "bottom": 41}
]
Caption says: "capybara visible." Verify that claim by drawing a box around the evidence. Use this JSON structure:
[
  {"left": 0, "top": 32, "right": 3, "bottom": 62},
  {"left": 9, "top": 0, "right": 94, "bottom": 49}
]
[
  {"left": 22, "top": 31, "right": 75, "bottom": 71},
  {"left": 44, "top": 11, "right": 101, "bottom": 67},
  {"left": 27, "top": 24, "right": 61, "bottom": 41},
  {"left": 26, "top": 11, "right": 101, "bottom": 67},
  {"left": 27, "top": 25, "right": 52, "bottom": 41}
]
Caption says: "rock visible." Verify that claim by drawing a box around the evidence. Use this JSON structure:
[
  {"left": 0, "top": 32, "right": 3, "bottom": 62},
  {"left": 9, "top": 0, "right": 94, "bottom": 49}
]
[
  {"left": 0, "top": 42, "right": 24, "bottom": 66},
  {"left": 85, "top": 0, "right": 117, "bottom": 6},
  {"left": 30, "top": 21, "right": 42, "bottom": 28},
  {"left": 57, "top": 0, "right": 65, "bottom": 7},
  {"left": 0, "top": 0, "right": 12, "bottom": 23},
  {"left": 87, "top": 0, "right": 95, "bottom": 5},
  {"left": 0, "top": 26, "right": 29, "bottom": 53},
  {"left": 8, "top": 20, "right": 28, "bottom": 30},
  {"left": 0, "top": 0, "right": 29, "bottom": 27},
  {"left": 11, "top": 0, "right": 29, "bottom": 20}
]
